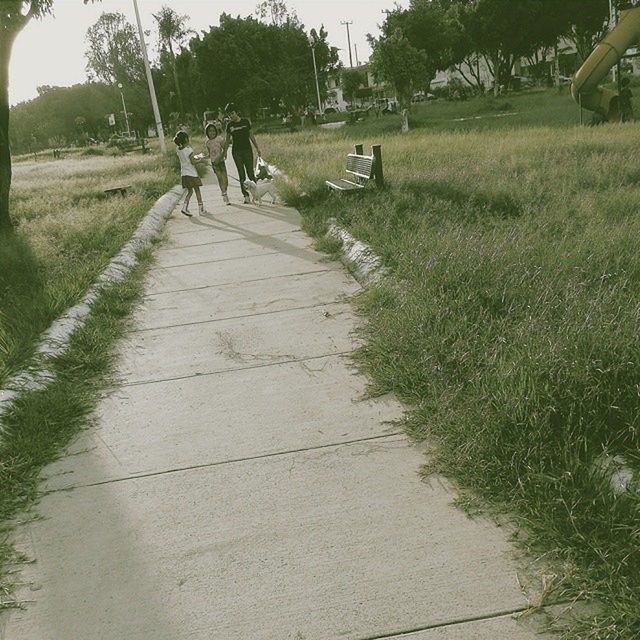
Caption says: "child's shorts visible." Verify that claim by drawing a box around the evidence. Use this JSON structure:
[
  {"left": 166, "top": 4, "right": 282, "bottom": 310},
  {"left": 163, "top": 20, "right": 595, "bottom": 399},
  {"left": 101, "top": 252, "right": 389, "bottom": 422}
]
[{"left": 182, "top": 175, "right": 202, "bottom": 188}]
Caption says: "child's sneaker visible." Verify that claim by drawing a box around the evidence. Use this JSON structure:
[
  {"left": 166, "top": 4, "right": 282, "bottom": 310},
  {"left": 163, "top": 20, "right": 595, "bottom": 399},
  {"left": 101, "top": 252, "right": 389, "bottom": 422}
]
[
  {"left": 222, "top": 194, "right": 230, "bottom": 205},
  {"left": 198, "top": 204, "right": 208, "bottom": 215},
  {"left": 181, "top": 206, "right": 192, "bottom": 217}
]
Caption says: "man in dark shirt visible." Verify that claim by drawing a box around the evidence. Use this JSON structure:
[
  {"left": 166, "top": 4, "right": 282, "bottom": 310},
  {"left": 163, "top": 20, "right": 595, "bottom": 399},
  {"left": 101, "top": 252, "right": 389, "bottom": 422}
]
[{"left": 223, "top": 103, "right": 262, "bottom": 204}]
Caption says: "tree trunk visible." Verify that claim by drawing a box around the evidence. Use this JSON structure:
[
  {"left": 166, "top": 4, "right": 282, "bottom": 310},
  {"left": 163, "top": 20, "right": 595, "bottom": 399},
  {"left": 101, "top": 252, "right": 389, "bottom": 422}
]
[
  {"left": 492, "top": 52, "right": 500, "bottom": 96},
  {"left": 401, "top": 108, "right": 409, "bottom": 133},
  {"left": 0, "top": 35, "right": 14, "bottom": 232}
]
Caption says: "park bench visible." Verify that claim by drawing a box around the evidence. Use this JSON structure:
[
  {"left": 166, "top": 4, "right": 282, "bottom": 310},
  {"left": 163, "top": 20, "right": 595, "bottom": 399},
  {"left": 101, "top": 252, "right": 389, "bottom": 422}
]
[
  {"left": 104, "top": 185, "right": 131, "bottom": 197},
  {"left": 326, "top": 144, "right": 383, "bottom": 192}
]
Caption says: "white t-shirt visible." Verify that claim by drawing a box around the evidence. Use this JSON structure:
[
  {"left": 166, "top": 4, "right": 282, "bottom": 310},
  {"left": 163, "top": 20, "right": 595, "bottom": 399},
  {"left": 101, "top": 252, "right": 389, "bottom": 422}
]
[{"left": 176, "top": 146, "right": 199, "bottom": 177}]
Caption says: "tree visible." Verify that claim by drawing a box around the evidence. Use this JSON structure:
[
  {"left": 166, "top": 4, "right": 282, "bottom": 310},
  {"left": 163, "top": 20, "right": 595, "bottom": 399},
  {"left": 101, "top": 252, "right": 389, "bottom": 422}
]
[
  {"left": 187, "top": 14, "right": 339, "bottom": 117},
  {"left": 85, "top": 12, "right": 144, "bottom": 86},
  {"left": 1, "top": 1, "right": 98, "bottom": 232},
  {"left": 341, "top": 69, "right": 365, "bottom": 107},
  {"left": 382, "top": 0, "right": 455, "bottom": 89},
  {"left": 9, "top": 82, "right": 136, "bottom": 153},
  {"left": 563, "top": 0, "right": 609, "bottom": 62},
  {"left": 255, "top": 0, "right": 299, "bottom": 27},
  {"left": 153, "top": 6, "right": 193, "bottom": 117},
  {"left": 369, "top": 28, "right": 429, "bottom": 132}
]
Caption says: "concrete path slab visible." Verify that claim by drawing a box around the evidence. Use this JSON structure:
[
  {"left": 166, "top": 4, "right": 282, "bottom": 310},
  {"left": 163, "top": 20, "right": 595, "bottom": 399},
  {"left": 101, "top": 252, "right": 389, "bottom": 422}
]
[
  {"left": 136, "top": 270, "right": 360, "bottom": 331},
  {"left": 145, "top": 250, "right": 336, "bottom": 295},
  {"left": 166, "top": 210, "right": 300, "bottom": 247},
  {"left": 117, "top": 302, "right": 356, "bottom": 384},
  {"left": 152, "top": 230, "right": 311, "bottom": 269},
  {"left": 2, "top": 173, "right": 547, "bottom": 639},
  {"left": 41, "top": 355, "right": 402, "bottom": 490},
  {"left": 10, "top": 439, "right": 533, "bottom": 640}
]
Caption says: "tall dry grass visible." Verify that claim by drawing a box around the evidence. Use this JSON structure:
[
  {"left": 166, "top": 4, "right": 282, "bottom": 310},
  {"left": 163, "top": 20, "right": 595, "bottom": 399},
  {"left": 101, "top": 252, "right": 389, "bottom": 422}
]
[
  {"left": 0, "top": 153, "right": 176, "bottom": 386},
  {"left": 266, "top": 113, "right": 640, "bottom": 639}
]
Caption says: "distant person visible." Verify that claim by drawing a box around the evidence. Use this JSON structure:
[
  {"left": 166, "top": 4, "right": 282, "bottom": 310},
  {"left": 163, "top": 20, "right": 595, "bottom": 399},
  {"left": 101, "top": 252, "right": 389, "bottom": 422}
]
[
  {"left": 204, "top": 123, "right": 229, "bottom": 205},
  {"left": 223, "top": 103, "right": 262, "bottom": 204},
  {"left": 620, "top": 77, "right": 634, "bottom": 122},
  {"left": 173, "top": 130, "right": 206, "bottom": 217}
]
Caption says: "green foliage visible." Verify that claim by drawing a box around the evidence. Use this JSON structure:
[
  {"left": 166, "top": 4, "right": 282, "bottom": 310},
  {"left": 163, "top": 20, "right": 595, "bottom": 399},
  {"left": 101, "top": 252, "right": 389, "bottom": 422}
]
[
  {"left": 340, "top": 68, "right": 365, "bottom": 105},
  {"left": 183, "top": 15, "right": 339, "bottom": 117},
  {"left": 369, "top": 28, "right": 429, "bottom": 109},
  {"left": 85, "top": 12, "right": 145, "bottom": 85},
  {"left": 10, "top": 83, "right": 120, "bottom": 152}
]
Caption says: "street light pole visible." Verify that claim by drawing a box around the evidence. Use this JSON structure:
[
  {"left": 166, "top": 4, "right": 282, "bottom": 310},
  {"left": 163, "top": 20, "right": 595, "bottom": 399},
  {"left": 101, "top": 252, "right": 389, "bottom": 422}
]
[
  {"left": 610, "top": 0, "right": 619, "bottom": 84},
  {"left": 117, "top": 83, "right": 131, "bottom": 136},
  {"left": 341, "top": 20, "right": 353, "bottom": 67},
  {"left": 309, "top": 40, "right": 323, "bottom": 114},
  {"left": 132, "top": 0, "right": 167, "bottom": 155}
]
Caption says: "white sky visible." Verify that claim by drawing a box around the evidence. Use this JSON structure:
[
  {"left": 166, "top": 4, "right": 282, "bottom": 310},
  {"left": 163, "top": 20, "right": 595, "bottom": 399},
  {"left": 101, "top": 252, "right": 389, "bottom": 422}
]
[{"left": 9, "top": 0, "right": 407, "bottom": 105}]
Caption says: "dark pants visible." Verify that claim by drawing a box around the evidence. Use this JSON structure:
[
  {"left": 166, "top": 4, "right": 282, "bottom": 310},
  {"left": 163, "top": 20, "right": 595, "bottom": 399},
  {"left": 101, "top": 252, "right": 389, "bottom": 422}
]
[{"left": 232, "top": 147, "right": 255, "bottom": 196}]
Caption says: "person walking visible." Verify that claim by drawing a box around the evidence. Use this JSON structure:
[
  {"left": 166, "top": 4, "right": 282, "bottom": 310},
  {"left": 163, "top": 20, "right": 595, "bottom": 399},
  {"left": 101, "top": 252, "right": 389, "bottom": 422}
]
[
  {"left": 174, "top": 130, "right": 206, "bottom": 216},
  {"left": 204, "top": 122, "right": 230, "bottom": 205},
  {"left": 223, "top": 103, "right": 262, "bottom": 204}
]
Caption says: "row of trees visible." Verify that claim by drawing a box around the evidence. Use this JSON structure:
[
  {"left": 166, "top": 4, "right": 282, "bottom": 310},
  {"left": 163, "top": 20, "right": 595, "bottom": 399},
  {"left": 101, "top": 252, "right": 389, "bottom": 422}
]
[
  {"left": 2, "top": 0, "right": 338, "bottom": 230},
  {"left": 1, "top": 0, "right": 634, "bottom": 229},
  {"left": 367, "top": 0, "right": 621, "bottom": 131},
  {"left": 9, "top": 6, "right": 339, "bottom": 151}
]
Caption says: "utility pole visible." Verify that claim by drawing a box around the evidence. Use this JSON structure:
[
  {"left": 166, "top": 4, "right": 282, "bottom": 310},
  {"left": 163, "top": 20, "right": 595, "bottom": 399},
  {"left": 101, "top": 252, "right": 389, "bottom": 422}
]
[
  {"left": 133, "top": 0, "right": 167, "bottom": 155},
  {"left": 308, "top": 37, "right": 323, "bottom": 114},
  {"left": 354, "top": 43, "right": 359, "bottom": 67},
  {"left": 341, "top": 20, "right": 353, "bottom": 67}
]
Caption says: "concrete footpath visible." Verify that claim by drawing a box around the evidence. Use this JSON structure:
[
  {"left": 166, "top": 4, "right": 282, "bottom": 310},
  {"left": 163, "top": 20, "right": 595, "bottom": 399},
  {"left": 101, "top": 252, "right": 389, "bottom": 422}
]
[{"left": 3, "top": 171, "right": 548, "bottom": 639}]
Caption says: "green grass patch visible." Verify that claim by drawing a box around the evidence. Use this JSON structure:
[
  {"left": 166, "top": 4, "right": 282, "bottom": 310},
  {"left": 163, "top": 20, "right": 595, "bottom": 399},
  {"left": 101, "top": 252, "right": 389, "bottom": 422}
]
[
  {"left": 264, "top": 89, "right": 640, "bottom": 639},
  {"left": 0, "top": 248, "right": 157, "bottom": 608},
  {"left": 1, "top": 153, "right": 176, "bottom": 387}
]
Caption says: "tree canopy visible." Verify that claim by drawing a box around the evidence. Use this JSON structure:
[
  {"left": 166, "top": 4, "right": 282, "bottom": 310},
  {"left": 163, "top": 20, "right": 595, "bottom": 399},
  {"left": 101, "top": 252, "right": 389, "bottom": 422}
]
[{"left": 85, "top": 12, "right": 145, "bottom": 85}]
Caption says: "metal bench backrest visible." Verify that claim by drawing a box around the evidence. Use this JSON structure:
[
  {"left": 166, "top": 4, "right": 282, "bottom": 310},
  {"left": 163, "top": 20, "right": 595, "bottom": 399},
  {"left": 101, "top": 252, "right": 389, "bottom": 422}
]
[{"left": 346, "top": 154, "right": 375, "bottom": 180}]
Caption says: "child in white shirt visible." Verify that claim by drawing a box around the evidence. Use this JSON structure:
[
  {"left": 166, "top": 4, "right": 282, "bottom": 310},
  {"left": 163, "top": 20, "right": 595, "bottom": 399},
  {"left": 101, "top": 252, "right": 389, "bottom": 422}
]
[{"left": 174, "top": 130, "right": 206, "bottom": 216}]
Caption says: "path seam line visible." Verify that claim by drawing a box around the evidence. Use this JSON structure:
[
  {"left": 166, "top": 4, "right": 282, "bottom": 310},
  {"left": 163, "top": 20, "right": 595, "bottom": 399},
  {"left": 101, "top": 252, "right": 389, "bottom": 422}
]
[{"left": 51, "top": 432, "right": 405, "bottom": 492}]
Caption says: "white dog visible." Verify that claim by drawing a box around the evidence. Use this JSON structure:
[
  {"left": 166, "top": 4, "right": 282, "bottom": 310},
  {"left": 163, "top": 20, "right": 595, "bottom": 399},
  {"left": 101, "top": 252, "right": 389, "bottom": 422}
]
[{"left": 244, "top": 179, "right": 276, "bottom": 205}]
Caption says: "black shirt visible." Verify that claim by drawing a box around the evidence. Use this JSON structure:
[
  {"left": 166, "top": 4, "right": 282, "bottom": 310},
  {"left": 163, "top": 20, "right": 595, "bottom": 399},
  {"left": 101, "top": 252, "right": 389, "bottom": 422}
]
[{"left": 226, "top": 118, "right": 252, "bottom": 153}]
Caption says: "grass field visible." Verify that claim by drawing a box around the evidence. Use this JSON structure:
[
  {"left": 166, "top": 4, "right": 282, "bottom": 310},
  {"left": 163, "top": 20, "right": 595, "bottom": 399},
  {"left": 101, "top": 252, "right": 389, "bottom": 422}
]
[
  {"left": 0, "top": 151, "right": 177, "bottom": 607},
  {"left": 264, "top": 88, "right": 640, "bottom": 639},
  {"left": 0, "top": 153, "right": 175, "bottom": 387}
]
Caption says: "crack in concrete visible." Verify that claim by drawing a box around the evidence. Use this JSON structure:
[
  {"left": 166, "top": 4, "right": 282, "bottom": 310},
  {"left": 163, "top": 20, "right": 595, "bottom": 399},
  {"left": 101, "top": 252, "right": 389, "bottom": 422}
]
[
  {"left": 143, "top": 268, "right": 334, "bottom": 298},
  {"left": 120, "top": 352, "right": 353, "bottom": 388},
  {"left": 350, "top": 605, "right": 555, "bottom": 640},
  {"left": 48, "top": 433, "right": 405, "bottom": 493},
  {"left": 165, "top": 228, "right": 305, "bottom": 252},
  {"left": 129, "top": 301, "right": 349, "bottom": 335},
  {"left": 149, "top": 250, "right": 283, "bottom": 272}
]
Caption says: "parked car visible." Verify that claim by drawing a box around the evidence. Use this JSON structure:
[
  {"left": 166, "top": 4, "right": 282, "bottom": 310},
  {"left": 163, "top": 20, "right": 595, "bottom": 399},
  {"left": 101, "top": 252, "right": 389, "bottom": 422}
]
[{"left": 411, "top": 92, "right": 436, "bottom": 103}]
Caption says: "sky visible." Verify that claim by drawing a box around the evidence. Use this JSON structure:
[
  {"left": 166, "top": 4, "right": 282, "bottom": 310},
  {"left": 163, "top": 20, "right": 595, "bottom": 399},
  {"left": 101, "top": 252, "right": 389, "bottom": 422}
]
[{"left": 9, "top": 0, "right": 408, "bottom": 105}]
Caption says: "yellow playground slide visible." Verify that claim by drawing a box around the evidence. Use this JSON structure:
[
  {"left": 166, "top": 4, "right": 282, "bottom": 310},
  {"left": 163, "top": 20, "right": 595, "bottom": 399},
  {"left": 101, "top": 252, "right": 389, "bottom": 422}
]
[{"left": 572, "top": 6, "right": 640, "bottom": 121}]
